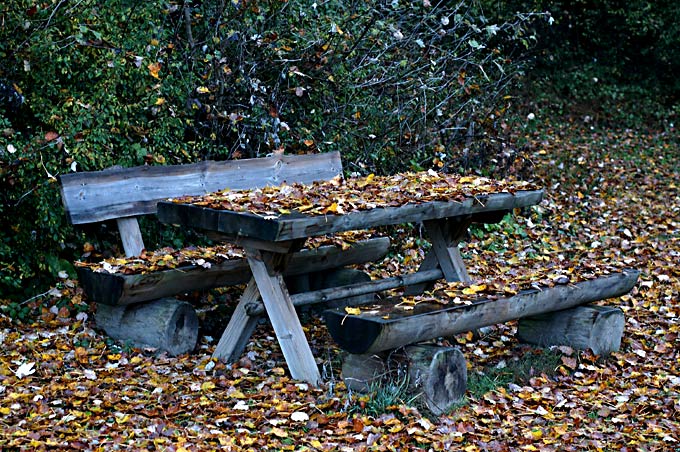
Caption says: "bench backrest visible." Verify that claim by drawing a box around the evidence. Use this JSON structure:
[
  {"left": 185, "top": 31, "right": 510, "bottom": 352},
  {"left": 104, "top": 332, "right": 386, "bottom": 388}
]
[{"left": 59, "top": 152, "right": 343, "bottom": 256}]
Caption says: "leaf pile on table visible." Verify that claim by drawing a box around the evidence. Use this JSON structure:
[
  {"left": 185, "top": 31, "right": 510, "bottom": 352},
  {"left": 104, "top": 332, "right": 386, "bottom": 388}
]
[
  {"left": 74, "top": 230, "right": 383, "bottom": 275},
  {"left": 346, "top": 256, "right": 631, "bottom": 318},
  {"left": 167, "top": 171, "right": 541, "bottom": 217}
]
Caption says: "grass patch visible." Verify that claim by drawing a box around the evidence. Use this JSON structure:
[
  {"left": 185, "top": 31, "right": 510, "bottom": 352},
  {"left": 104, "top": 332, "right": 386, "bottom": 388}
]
[{"left": 467, "top": 348, "right": 563, "bottom": 399}]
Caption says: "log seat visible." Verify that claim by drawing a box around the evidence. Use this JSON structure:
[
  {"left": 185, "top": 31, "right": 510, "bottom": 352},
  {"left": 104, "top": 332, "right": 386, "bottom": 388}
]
[{"left": 324, "top": 268, "right": 639, "bottom": 355}]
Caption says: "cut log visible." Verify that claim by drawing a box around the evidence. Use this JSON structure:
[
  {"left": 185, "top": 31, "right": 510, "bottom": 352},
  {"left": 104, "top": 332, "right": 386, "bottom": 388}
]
[
  {"left": 404, "top": 345, "right": 467, "bottom": 416},
  {"left": 325, "top": 270, "right": 639, "bottom": 354},
  {"left": 341, "top": 353, "right": 387, "bottom": 392},
  {"left": 95, "top": 299, "right": 198, "bottom": 356},
  {"left": 517, "top": 305, "right": 625, "bottom": 355},
  {"left": 77, "top": 237, "right": 390, "bottom": 306},
  {"left": 341, "top": 345, "right": 467, "bottom": 416}
]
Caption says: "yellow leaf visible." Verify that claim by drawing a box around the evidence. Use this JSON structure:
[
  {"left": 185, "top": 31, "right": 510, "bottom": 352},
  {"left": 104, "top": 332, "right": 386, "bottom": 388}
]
[
  {"left": 462, "top": 284, "right": 487, "bottom": 295},
  {"left": 155, "top": 97, "right": 165, "bottom": 106},
  {"left": 278, "top": 208, "right": 291, "bottom": 215},
  {"left": 459, "top": 176, "right": 477, "bottom": 184},
  {"left": 325, "top": 202, "right": 339, "bottom": 214},
  {"left": 196, "top": 86, "right": 210, "bottom": 94},
  {"left": 201, "top": 381, "right": 215, "bottom": 391},
  {"left": 357, "top": 173, "right": 375, "bottom": 188},
  {"left": 148, "top": 62, "right": 161, "bottom": 79},
  {"left": 310, "top": 440, "right": 323, "bottom": 448},
  {"left": 344, "top": 307, "right": 361, "bottom": 315}
]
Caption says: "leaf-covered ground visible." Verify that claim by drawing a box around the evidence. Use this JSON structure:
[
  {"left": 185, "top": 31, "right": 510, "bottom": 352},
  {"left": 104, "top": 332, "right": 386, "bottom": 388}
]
[{"left": 1, "top": 118, "right": 678, "bottom": 451}]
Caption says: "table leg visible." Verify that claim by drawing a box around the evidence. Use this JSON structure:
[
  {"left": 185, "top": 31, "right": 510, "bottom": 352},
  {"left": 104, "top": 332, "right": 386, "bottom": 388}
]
[
  {"left": 212, "top": 279, "right": 261, "bottom": 362},
  {"left": 405, "top": 217, "right": 472, "bottom": 295},
  {"left": 245, "top": 247, "right": 321, "bottom": 385}
]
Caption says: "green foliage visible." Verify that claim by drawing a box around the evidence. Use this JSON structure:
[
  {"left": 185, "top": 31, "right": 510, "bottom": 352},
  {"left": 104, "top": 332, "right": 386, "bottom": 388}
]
[
  {"left": 481, "top": 0, "right": 680, "bottom": 125},
  {"left": 0, "top": 0, "right": 543, "bottom": 304}
]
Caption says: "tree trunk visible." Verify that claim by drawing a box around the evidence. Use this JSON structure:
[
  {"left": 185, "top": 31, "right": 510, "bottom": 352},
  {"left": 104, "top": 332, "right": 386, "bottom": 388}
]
[
  {"left": 342, "top": 345, "right": 467, "bottom": 416},
  {"left": 95, "top": 299, "right": 198, "bottom": 356},
  {"left": 405, "top": 344, "right": 467, "bottom": 416},
  {"left": 517, "top": 305, "right": 625, "bottom": 355}
]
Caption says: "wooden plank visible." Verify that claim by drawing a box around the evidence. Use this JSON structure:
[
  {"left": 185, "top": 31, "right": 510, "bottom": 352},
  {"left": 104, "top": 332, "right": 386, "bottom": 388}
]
[
  {"left": 245, "top": 268, "right": 444, "bottom": 316},
  {"left": 116, "top": 217, "right": 145, "bottom": 257},
  {"left": 403, "top": 250, "right": 440, "bottom": 296},
  {"left": 77, "top": 238, "right": 391, "bottom": 305},
  {"left": 157, "top": 189, "right": 545, "bottom": 242},
  {"left": 59, "top": 152, "right": 342, "bottom": 224},
  {"left": 212, "top": 279, "right": 262, "bottom": 362},
  {"left": 245, "top": 248, "right": 321, "bottom": 385},
  {"left": 324, "top": 270, "right": 639, "bottom": 354},
  {"left": 423, "top": 218, "right": 471, "bottom": 284}
]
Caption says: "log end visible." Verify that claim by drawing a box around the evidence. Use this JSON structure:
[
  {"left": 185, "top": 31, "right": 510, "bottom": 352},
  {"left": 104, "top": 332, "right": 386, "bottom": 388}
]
[{"left": 406, "top": 345, "right": 467, "bottom": 416}]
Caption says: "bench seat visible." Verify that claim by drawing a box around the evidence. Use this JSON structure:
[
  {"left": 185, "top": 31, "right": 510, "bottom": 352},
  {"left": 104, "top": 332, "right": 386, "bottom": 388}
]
[
  {"left": 76, "top": 235, "right": 390, "bottom": 305},
  {"left": 324, "top": 265, "right": 639, "bottom": 354}
]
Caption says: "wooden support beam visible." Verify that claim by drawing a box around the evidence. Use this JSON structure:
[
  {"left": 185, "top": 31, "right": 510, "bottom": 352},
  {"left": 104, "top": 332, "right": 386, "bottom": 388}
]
[
  {"left": 212, "top": 279, "right": 262, "bottom": 362},
  {"left": 116, "top": 217, "right": 145, "bottom": 257},
  {"left": 325, "top": 270, "right": 639, "bottom": 354},
  {"left": 245, "top": 248, "right": 321, "bottom": 385},
  {"left": 245, "top": 269, "right": 444, "bottom": 316},
  {"left": 423, "top": 218, "right": 472, "bottom": 283},
  {"left": 517, "top": 305, "right": 625, "bottom": 355}
]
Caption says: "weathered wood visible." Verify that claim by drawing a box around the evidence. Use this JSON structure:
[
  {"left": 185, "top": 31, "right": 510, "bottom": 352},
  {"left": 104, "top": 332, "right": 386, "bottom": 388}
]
[
  {"left": 77, "top": 237, "right": 391, "bottom": 305},
  {"left": 59, "top": 152, "right": 343, "bottom": 224},
  {"left": 517, "top": 305, "right": 625, "bottom": 355},
  {"left": 157, "top": 190, "right": 545, "bottom": 242},
  {"left": 404, "top": 345, "right": 467, "bottom": 416},
  {"left": 95, "top": 299, "right": 198, "bottom": 356},
  {"left": 341, "top": 345, "right": 467, "bottom": 416},
  {"left": 324, "top": 270, "right": 639, "bottom": 354},
  {"left": 341, "top": 353, "right": 387, "bottom": 392},
  {"left": 245, "top": 268, "right": 444, "bottom": 316},
  {"left": 423, "top": 218, "right": 471, "bottom": 284},
  {"left": 245, "top": 248, "right": 321, "bottom": 385},
  {"left": 212, "top": 279, "right": 262, "bottom": 362},
  {"left": 404, "top": 251, "right": 441, "bottom": 296},
  {"left": 116, "top": 217, "right": 145, "bottom": 257},
  {"left": 312, "top": 268, "right": 373, "bottom": 308}
]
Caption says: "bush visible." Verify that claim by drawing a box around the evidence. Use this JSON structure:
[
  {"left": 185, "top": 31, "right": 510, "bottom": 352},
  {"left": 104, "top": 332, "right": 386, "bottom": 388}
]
[{"left": 0, "top": 0, "right": 543, "bottom": 303}]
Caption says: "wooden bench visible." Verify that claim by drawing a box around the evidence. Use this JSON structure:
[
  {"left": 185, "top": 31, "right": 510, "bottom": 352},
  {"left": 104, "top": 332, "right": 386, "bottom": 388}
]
[
  {"left": 58, "top": 152, "right": 390, "bottom": 355},
  {"left": 324, "top": 248, "right": 639, "bottom": 415}
]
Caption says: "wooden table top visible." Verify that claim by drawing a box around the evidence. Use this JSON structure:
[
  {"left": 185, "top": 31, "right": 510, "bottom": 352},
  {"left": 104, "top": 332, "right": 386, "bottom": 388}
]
[{"left": 157, "top": 187, "right": 544, "bottom": 242}]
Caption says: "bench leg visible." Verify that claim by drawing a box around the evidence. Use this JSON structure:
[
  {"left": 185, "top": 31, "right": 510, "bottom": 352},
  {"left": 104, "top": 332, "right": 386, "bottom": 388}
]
[
  {"left": 405, "top": 217, "right": 471, "bottom": 295},
  {"left": 246, "top": 248, "right": 321, "bottom": 386},
  {"left": 517, "top": 305, "right": 625, "bottom": 356},
  {"left": 212, "top": 279, "right": 261, "bottom": 362}
]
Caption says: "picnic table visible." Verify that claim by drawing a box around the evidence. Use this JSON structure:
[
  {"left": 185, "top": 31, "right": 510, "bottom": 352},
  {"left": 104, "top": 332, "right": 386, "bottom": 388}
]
[{"left": 157, "top": 172, "right": 545, "bottom": 385}]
